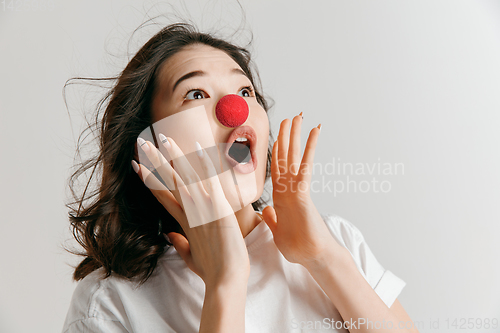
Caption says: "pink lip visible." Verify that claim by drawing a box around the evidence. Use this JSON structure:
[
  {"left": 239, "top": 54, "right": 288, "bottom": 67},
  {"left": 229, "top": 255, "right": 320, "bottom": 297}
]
[{"left": 224, "top": 125, "right": 258, "bottom": 174}]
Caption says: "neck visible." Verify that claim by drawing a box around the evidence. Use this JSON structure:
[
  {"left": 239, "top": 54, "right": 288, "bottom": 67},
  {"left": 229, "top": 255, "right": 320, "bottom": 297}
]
[
  {"left": 177, "top": 204, "right": 262, "bottom": 239},
  {"left": 234, "top": 204, "right": 263, "bottom": 238}
]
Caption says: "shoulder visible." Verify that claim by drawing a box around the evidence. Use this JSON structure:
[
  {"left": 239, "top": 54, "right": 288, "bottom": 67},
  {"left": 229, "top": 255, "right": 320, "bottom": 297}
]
[
  {"left": 319, "top": 211, "right": 407, "bottom": 308},
  {"left": 319, "top": 211, "right": 379, "bottom": 271},
  {"left": 319, "top": 211, "right": 385, "bottom": 284},
  {"left": 62, "top": 269, "right": 132, "bottom": 332},
  {"left": 64, "top": 269, "right": 107, "bottom": 319},
  {"left": 319, "top": 212, "right": 366, "bottom": 250}
]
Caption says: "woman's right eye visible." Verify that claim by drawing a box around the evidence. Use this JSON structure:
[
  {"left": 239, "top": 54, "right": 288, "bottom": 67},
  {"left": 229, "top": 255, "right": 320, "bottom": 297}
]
[{"left": 185, "top": 89, "right": 208, "bottom": 100}]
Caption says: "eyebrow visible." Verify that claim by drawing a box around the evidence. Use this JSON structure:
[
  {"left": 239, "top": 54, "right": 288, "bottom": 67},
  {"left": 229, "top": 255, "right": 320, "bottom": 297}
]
[{"left": 172, "top": 68, "right": 249, "bottom": 93}]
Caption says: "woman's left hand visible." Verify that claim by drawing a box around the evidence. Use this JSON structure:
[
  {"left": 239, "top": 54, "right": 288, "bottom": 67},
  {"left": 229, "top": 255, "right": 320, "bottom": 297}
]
[{"left": 261, "top": 114, "right": 345, "bottom": 270}]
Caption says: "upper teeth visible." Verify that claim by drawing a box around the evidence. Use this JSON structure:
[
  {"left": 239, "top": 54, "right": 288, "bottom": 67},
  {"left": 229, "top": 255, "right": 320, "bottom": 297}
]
[{"left": 235, "top": 137, "right": 248, "bottom": 142}]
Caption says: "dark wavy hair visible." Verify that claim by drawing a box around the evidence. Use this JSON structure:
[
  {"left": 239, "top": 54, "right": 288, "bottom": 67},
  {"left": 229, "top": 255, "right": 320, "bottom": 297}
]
[{"left": 64, "top": 22, "right": 274, "bottom": 284}]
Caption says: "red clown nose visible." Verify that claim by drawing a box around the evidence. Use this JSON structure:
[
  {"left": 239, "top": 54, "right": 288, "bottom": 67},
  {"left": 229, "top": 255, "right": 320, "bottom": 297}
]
[{"left": 215, "top": 94, "right": 249, "bottom": 128}]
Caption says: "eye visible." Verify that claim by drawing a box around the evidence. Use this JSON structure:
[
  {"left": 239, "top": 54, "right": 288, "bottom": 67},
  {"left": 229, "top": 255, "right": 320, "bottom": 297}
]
[
  {"left": 237, "top": 86, "right": 254, "bottom": 98},
  {"left": 184, "top": 89, "right": 208, "bottom": 100}
]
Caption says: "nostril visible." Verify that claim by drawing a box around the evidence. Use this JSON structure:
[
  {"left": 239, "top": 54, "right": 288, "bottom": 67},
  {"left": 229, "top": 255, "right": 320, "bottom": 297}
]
[{"left": 215, "top": 94, "right": 249, "bottom": 128}]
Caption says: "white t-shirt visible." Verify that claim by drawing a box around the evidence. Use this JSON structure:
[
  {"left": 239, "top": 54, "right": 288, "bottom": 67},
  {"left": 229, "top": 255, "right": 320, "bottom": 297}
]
[{"left": 62, "top": 212, "right": 406, "bottom": 333}]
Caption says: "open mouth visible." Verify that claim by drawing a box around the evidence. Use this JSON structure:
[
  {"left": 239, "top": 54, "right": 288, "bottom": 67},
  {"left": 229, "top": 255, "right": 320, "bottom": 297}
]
[
  {"left": 224, "top": 125, "right": 258, "bottom": 174},
  {"left": 228, "top": 138, "right": 251, "bottom": 164}
]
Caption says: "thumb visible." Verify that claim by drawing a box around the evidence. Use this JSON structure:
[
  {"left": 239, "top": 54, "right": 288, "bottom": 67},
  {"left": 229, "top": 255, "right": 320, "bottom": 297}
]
[
  {"left": 262, "top": 205, "right": 278, "bottom": 234},
  {"left": 164, "top": 232, "right": 192, "bottom": 267}
]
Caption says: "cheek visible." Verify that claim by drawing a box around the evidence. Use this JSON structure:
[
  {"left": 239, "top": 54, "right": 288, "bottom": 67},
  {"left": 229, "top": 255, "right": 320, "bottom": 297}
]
[
  {"left": 256, "top": 109, "right": 269, "bottom": 151},
  {"left": 256, "top": 110, "right": 269, "bottom": 173}
]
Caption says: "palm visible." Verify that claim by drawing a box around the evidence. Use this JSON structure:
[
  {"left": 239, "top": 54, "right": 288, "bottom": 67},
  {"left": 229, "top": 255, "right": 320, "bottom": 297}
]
[{"left": 262, "top": 115, "right": 333, "bottom": 268}]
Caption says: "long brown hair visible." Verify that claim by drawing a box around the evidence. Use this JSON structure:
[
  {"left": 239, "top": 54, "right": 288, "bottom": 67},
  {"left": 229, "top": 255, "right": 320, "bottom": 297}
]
[{"left": 65, "top": 22, "right": 274, "bottom": 284}]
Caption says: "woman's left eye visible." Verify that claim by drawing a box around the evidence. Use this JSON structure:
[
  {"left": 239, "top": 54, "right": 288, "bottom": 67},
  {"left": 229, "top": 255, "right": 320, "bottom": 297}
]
[{"left": 237, "top": 86, "right": 254, "bottom": 98}]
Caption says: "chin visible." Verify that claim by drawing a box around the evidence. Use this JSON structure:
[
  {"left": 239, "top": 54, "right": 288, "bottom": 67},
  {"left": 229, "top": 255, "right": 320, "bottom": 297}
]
[
  {"left": 245, "top": 150, "right": 268, "bottom": 208},
  {"left": 218, "top": 149, "right": 267, "bottom": 213}
]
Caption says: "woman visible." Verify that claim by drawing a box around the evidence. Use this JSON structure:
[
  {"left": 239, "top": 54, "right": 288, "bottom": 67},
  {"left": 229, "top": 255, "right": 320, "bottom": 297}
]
[{"left": 63, "top": 22, "right": 418, "bottom": 332}]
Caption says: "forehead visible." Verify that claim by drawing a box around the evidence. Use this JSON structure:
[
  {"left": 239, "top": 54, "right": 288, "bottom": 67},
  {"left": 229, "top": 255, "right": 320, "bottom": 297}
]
[{"left": 156, "top": 44, "right": 241, "bottom": 90}]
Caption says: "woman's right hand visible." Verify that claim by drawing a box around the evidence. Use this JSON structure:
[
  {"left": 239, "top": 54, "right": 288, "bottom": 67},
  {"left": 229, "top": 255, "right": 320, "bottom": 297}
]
[{"left": 132, "top": 135, "right": 250, "bottom": 288}]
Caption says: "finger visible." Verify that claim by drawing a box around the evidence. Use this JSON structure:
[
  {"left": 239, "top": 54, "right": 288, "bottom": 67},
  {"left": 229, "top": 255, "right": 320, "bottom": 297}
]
[
  {"left": 159, "top": 136, "right": 202, "bottom": 189},
  {"left": 297, "top": 124, "right": 321, "bottom": 183},
  {"left": 277, "top": 118, "right": 291, "bottom": 175},
  {"left": 168, "top": 167, "right": 215, "bottom": 233},
  {"left": 194, "top": 143, "right": 226, "bottom": 204},
  {"left": 132, "top": 160, "right": 184, "bottom": 221},
  {"left": 287, "top": 113, "right": 303, "bottom": 176},
  {"left": 193, "top": 143, "right": 235, "bottom": 222},
  {"left": 138, "top": 139, "right": 177, "bottom": 191},
  {"left": 271, "top": 139, "right": 280, "bottom": 186},
  {"left": 171, "top": 167, "right": 196, "bottom": 214},
  {"left": 161, "top": 136, "right": 209, "bottom": 210},
  {"left": 137, "top": 138, "right": 190, "bottom": 211}
]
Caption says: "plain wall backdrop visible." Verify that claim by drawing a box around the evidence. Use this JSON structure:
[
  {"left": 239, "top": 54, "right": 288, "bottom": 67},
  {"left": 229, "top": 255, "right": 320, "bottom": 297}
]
[{"left": 1, "top": 0, "right": 499, "bottom": 332}]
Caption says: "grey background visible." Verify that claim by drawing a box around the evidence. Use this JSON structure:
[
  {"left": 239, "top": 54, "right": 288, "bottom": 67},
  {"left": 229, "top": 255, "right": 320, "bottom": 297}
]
[{"left": 1, "top": 0, "right": 499, "bottom": 332}]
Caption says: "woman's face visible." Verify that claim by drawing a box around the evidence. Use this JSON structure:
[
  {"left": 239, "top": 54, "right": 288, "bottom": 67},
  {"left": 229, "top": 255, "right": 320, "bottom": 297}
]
[{"left": 150, "top": 43, "right": 269, "bottom": 213}]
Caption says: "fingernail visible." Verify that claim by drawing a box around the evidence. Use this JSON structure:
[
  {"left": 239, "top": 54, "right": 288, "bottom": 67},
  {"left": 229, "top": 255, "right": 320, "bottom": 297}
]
[
  {"left": 137, "top": 137, "right": 150, "bottom": 153},
  {"left": 163, "top": 233, "right": 171, "bottom": 243},
  {"left": 317, "top": 123, "right": 322, "bottom": 131},
  {"left": 195, "top": 141, "right": 203, "bottom": 158},
  {"left": 131, "top": 160, "right": 139, "bottom": 173},
  {"left": 299, "top": 112, "right": 303, "bottom": 119},
  {"left": 159, "top": 133, "right": 171, "bottom": 149}
]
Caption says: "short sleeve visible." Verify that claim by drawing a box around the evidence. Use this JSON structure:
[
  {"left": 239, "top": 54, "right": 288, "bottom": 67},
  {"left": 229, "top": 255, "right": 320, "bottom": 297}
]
[
  {"left": 62, "top": 271, "right": 132, "bottom": 333},
  {"left": 320, "top": 213, "right": 406, "bottom": 308}
]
